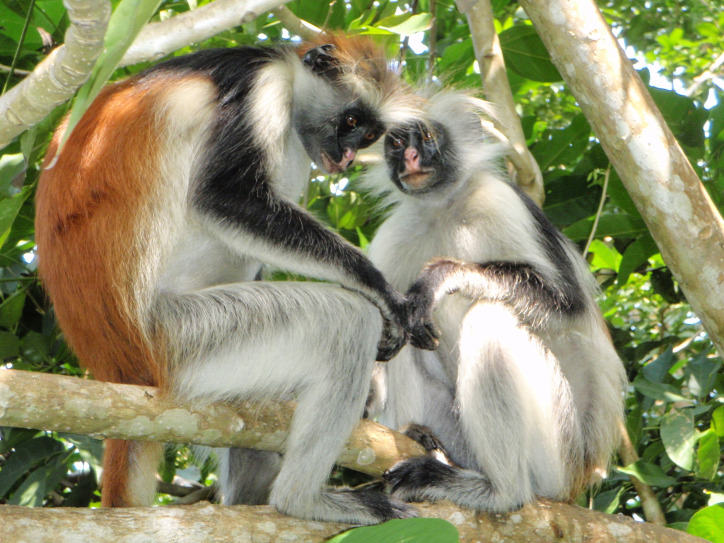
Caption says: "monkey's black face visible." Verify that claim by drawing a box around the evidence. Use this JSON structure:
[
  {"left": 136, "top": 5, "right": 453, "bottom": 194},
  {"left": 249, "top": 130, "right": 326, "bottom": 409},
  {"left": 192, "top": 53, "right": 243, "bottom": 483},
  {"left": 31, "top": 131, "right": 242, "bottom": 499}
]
[
  {"left": 384, "top": 121, "right": 457, "bottom": 196},
  {"left": 295, "top": 99, "right": 384, "bottom": 174}
]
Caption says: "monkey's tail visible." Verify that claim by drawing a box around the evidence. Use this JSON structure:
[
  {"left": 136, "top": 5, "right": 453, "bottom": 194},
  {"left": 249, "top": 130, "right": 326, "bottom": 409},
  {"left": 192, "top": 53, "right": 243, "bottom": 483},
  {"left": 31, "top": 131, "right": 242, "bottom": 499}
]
[{"left": 101, "top": 440, "right": 163, "bottom": 507}]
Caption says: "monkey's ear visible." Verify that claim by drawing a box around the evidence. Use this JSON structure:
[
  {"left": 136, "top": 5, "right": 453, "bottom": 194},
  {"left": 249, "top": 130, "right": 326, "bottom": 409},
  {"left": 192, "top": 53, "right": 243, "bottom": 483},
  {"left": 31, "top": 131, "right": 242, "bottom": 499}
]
[{"left": 302, "top": 44, "right": 341, "bottom": 80}]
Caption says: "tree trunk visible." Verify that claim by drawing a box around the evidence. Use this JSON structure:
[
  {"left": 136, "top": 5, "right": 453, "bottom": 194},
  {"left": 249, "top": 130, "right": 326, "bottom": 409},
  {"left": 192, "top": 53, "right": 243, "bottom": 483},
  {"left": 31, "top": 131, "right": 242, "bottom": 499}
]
[{"left": 519, "top": 0, "right": 724, "bottom": 357}]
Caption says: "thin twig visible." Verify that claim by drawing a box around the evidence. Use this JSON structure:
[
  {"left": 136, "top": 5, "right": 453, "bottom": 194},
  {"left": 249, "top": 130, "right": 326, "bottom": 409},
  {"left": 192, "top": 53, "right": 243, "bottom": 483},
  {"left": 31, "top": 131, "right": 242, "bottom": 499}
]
[
  {"left": 2, "top": 0, "right": 37, "bottom": 94},
  {"left": 0, "top": 64, "right": 32, "bottom": 77},
  {"left": 583, "top": 164, "right": 611, "bottom": 257},
  {"left": 427, "top": 0, "right": 437, "bottom": 80}
]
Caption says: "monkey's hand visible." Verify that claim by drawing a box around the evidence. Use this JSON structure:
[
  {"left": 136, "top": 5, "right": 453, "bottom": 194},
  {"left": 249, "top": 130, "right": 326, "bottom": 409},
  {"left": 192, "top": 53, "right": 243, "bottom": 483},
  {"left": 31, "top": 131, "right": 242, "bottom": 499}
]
[
  {"left": 376, "top": 290, "right": 409, "bottom": 362},
  {"left": 406, "top": 258, "right": 464, "bottom": 350}
]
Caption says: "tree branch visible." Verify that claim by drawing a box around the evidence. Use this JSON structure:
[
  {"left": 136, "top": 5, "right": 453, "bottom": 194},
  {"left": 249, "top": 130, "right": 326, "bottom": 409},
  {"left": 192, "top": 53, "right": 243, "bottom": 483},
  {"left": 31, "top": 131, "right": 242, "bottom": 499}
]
[
  {"left": 618, "top": 420, "right": 667, "bottom": 525},
  {"left": 119, "top": 0, "right": 293, "bottom": 68},
  {"left": 456, "top": 0, "right": 545, "bottom": 206},
  {"left": 0, "top": 501, "right": 704, "bottom": 542},
  {"left": 0, "top": 369, "right": 424, "bottom": 477},
  {"left": 0, "top": 0, "right": 111, "bottom": 149},
  {"left": 519, "top": 0, "right": 724, "bottom": 358},
  {"left": 271, "top": 6, "right": 321, "bottom": 40}
]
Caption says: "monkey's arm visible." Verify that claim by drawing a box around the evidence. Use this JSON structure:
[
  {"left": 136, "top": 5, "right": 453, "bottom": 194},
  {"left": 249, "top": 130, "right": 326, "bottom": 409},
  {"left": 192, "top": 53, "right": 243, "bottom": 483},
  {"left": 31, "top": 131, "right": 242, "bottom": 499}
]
[
  {"left": 197, "top": 186, "right": 408, "bottom": 360},
  {"left": 406, "top": 258, "right": 585, "bottom": 350}
]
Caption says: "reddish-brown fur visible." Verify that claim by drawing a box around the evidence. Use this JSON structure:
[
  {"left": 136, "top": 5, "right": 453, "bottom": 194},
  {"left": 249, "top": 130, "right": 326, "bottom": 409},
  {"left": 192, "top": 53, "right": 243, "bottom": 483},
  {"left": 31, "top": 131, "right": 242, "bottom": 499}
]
[{"left": 35, "top": 76, "right": 179, "bottom": 506}]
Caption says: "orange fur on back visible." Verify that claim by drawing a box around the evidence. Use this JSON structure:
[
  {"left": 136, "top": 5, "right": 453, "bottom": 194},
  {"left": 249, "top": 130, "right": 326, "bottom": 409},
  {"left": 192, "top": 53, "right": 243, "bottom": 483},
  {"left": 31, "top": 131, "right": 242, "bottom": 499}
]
[
  {"left": 37, "top": 79, "right": 164, "bottom": 386},
  {"left": 35, "top": 76, "right": 190, "bottom": 506}
]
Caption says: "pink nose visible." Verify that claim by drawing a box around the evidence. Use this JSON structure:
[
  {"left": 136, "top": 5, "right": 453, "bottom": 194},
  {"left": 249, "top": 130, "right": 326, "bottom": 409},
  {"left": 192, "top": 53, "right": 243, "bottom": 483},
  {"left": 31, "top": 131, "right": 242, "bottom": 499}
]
[
  {"left": 340, "top": 148, "right": 356, "bottom": 169},
  {"left": 404, "top": 147, "right": 420, "bottom": 171}
]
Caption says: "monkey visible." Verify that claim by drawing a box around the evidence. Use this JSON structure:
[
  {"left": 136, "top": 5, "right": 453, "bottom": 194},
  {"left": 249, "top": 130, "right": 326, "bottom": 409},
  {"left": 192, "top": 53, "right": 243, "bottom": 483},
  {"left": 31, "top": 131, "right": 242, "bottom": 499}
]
[
  {"left": 363, "top": 91, "right": 627, "bottom": 512},
  {"left": 34, "top": 36, "right": 422, "bottom": 524}
]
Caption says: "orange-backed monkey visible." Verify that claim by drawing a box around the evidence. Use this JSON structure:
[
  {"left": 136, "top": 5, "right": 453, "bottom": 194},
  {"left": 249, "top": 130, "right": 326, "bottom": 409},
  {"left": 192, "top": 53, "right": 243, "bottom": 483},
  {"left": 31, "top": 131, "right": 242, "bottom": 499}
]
[{"left": 35, "top": 37, "right": 420, "bottom": 523}]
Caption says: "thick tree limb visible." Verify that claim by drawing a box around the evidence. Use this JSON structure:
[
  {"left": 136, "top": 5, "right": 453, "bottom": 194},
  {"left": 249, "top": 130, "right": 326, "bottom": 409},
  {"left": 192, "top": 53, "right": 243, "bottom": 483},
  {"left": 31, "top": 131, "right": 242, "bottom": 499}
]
[
  {"left": 119, "top": 0, "right": 292, "bottom": 67},
  {"left": 0, "top": 0, "right": 111, "bottom": 148},
  {"left": 0, "top": 501, "right": 705, "bottom": 542},
  {"left": 0, "top": 369, "right": 424, "bottom": 477},
  {"left": 456, "top": 0, "right": 545, "bottom": 205},
  {"left": 519, "top": 0, "right": 724, "bottom": 357}
]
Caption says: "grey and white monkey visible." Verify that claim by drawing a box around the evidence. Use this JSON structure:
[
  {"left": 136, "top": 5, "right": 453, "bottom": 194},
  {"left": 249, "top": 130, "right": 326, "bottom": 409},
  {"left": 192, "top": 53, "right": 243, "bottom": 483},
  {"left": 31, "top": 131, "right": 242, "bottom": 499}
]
[
  {"left": 35, "top": 36, "right": 422, "bottom": 523},
  {"left": 364, "top": 91, "right": 627, "bottom": 511}
]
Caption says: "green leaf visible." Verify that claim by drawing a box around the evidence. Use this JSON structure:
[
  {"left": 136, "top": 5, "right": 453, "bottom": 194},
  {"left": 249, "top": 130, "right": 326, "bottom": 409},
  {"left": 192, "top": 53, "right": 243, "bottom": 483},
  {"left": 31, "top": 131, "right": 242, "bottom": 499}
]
[
  {"left": 20, "top": 330, "right": 53, "bottom": 363},
  {"left": 0, "top": 436, "right": 64, "bottom": 498},
  {"left": 0, "top": 329, "right": 20, "bottom": 359},
  {"left": 632, "top": 376, "right": 688, "bottom": 403},
  {"left": 588, "top": 239, "right": 621, "bottom": 272},
  {"left": 563, "top": 213, "right": 647, "bottom": 242},
  {"left": 499, "top": 25, "right": 562, "bottom": 82},
  {"left": 8, "top": 452, "right": 71, "bottom": 506},
  {"left": 376, "top": 13, "right": 433, "bottom": 36},
  {"left": 532, "top": 114, "right": 591, "bottom": 170},
  {"left": 0, "top": 153, "right": 25, "bottom": 196},
  {"left": 660, "top": 409, "right": 697, "bottom": 471},
  {"left": 328, "top": 518, "right": 459, "bottom": 543},
  {"left": 642, "top": 347, "right": 674, "bottom": 383},
  {"left": 617, "top": 234, "right": 658, "bottom": 285},
  {"left": 0, "top": 289, "right": 26, "bottom": 329},
  {"left": 696, "top": 429, "right": 719, "bottom": 481},
  {"left": 61, "top": 0, "right": 162, "bottom": 150},
  {"left": 618, "top": 460, "right": 676, "bottom": 488},
  {"left": 687, "top": 504, "right": 724, "bottom": 543},
  {"left": 686, "top": 348, "right": 720, "bottom": 398},
  {"left": 712, "top": 406, "right": 724, "bottom": 437},
  {"left": 542, "top": 175, "right": 600, "bottom": 228},
  {"left": 0, "top": 184, "right": 31, "bottom": 248}
]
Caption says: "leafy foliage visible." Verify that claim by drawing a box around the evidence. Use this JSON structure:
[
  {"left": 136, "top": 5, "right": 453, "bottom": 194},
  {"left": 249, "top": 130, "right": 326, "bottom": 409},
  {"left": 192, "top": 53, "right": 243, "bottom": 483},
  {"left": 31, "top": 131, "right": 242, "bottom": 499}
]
[{"left": 0, "top": 0, "right": 722, "bottom": 540}]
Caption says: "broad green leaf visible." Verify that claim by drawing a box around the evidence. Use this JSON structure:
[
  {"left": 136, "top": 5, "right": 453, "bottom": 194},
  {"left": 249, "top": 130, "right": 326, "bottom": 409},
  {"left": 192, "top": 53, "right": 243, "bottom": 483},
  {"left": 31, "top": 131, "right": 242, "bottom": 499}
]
[
  {"left": 642, "top": 346, "right": 674, "bottom": 383},
  {"left": 605, "top": 169, "right": 641, "bottom": 218},
  {"left": 8, "top": 452, "right": 71, "bottom": 506},
  {"left": 0, "top": 289, "right": 25, "bottom": 329},
  {"left": 20, "top": 330, "right": 53, "bottom": 364},
  {"left": 374, "top": 13, "right": 433, "bottom": 36},
  {"left": 617, "top": 234, "right": 658, "bottom": 285},
  {"left": 696, "top": 429, "right": 719, "bottom": 480},
  {"left": 0, "top": 329, "right": 20, "bottom": 359},
  {"left": 542, "top": 175, "right": 600, "bottom": 228},
  {"left": 686, "top": 348, "right": 720, "bottom": 398},
  {"left": 632, "top": 376, "right": 688, "bottom": 403},
  {"left": 588, "top": 239, "right": 621, "bottom": 272},
  {"left": 712, "top": 405, "right": 724, "bottom": 437},
  {"left": 660, "top": 409, "right": 696, "bottom": 471},
  {"left": 532, "top": 114, "right": 591, "bottom": 171},
  {"left": 62, "top": 0, "right": 163, "bottom": 150},
  {"left": 0, "top": 153, "right": 25, "bottom": 195},
  {"left": 328, "top": 518, "right": 459, "bottom": 543},
  {"left": 687, "top": 504, "right": 724, "bottom": 543},
  {"left": 0, "top": 436, "right": 64, "bottom": 497},
  {"left": 592, "top": 486, "right": 626, "bottom": 514},
  {"left": 437, "top": 39, "right": 475, "bottom": 78},
  {"left": 618, "top": 460, "right": 676, "bottom": 488},
  {"left": 499, "top": 25, "right": 562, "bottom": 82},
  {"left": 563, "top": 213, "right": 647, "bottom": 242},
  {"left": 0, "top": 184, "right": 31, "bottom": 248}
]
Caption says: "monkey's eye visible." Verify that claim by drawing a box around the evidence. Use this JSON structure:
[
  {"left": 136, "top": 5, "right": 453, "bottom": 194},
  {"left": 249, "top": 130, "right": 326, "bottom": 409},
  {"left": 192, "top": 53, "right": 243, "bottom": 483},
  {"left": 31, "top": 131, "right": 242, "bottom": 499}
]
[
  {"left": 364, "top": 131, "right": 377, "bottom": 141},
  {"left": 346, "top": 115, "right": 358, "bottom": 127},
  {"left": 422, "top": 131, "right": 435, "bottom": 142},
  {"left": 391, "top": 137, "right": 404, "bottom": 148}
]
